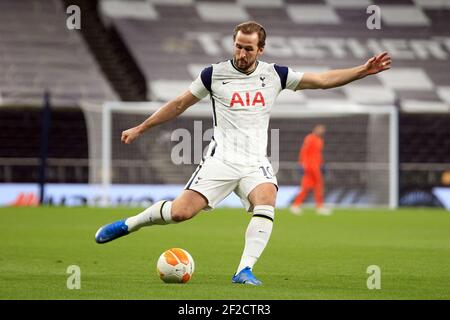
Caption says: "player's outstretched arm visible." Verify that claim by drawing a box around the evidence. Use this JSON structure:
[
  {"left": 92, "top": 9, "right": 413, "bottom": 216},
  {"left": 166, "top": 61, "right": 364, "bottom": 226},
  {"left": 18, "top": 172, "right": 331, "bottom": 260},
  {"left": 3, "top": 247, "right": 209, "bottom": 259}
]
[
  {"left": 296, "top": 52, "right": 391, "bottom": 90},
  {"left": 121, "top": 91, "right": 200, "bottom": 144}
]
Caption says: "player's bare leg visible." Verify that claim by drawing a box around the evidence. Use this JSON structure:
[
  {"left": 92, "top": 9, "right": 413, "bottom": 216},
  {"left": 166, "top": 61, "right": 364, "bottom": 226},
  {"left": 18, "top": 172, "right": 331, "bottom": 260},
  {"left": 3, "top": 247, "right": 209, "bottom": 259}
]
[
  {"left": 232, "top": 183, "right": 277, "bottom": 285},
  {"left": 95, "top": 190, "right": 207, "bottom": 243},
  {"left": 170, "top": 190, "right": 208, "bottom": 222}
]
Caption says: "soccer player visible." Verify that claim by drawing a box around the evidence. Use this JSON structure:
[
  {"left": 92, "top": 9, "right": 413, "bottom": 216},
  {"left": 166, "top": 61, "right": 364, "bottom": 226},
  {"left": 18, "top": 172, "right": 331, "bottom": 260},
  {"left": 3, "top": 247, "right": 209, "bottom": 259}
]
[
  {"left": 95, "top": 21, "right": 391, "bottom": 285},
  {"left": 290, "top": 124, "right": 331, "bottom": 216}
]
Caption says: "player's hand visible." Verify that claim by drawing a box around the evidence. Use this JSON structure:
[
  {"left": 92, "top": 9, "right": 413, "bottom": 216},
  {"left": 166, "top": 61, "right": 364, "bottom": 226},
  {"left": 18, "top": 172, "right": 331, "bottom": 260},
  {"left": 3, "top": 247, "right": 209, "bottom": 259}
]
[
  {"left": 121, "top": 126, "right": 141, "bottom": 144},
  {"left": 363, "top": 52, "right": 391, "bottom": 75}
]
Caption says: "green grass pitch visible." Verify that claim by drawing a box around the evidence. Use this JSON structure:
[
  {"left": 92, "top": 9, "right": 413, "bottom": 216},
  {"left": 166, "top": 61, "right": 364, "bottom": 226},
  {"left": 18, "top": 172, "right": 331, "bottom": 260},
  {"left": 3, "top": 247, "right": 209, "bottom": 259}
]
[{"left": 0, "top": 206, "right": 449, "bottom": 300}]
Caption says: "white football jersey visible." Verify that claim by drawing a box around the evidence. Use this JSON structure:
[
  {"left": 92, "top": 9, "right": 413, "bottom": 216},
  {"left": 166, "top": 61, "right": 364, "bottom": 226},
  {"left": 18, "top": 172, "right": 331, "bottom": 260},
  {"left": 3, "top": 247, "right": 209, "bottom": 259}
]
[{"left": 189, "top": 59, "right": 303, "bottom": 165}]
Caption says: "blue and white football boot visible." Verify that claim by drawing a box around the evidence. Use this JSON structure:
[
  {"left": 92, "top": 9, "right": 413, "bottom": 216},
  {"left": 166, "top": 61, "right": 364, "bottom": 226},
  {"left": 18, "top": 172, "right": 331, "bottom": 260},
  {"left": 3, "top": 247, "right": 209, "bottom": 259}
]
[
  {"left": 95, "top": 219, "right": 129, "bottom": 244},
  {"left": 232, "top": 267, "right": 262, "bottom": 286}
]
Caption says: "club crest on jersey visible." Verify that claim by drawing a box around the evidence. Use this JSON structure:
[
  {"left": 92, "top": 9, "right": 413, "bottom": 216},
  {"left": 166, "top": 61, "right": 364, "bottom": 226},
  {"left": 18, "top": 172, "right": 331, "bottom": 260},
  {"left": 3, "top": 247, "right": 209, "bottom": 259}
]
[
  {"left": 260, "top": 77, "right": 266, "bottom": 87},
  {"left": 230, "top": 91, "right": 265, "bottom": 107}
]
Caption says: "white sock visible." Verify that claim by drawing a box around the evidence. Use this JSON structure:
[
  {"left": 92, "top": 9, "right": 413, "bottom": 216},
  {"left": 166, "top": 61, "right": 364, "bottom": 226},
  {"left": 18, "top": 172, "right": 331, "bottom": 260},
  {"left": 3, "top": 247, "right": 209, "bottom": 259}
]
[
  {"left": 236, "top": 205, "right": 274, "bottom": 275},
  {"left": 125, "top": 200, "right": 174, "bottom": 232}
]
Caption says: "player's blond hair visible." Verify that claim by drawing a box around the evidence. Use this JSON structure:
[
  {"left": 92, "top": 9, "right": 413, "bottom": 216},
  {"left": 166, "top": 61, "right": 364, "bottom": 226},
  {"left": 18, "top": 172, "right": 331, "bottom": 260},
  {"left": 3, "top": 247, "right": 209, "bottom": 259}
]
[{"left": 233, "top": 21, "right": 266, "bottom": 48}]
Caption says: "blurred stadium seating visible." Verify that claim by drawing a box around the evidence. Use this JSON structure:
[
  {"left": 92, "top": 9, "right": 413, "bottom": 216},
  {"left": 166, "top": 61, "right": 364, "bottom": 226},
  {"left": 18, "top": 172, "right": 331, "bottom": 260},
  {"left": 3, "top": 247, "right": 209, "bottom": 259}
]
[
  {"left": 0, "top": 0, "right": 449, "bottom": 207},
  {"left": 98, "top": 0, "right": 450, "bottom": 105},
  {"left": 0, "top": 0, "right": 118, "bottom": 105}
]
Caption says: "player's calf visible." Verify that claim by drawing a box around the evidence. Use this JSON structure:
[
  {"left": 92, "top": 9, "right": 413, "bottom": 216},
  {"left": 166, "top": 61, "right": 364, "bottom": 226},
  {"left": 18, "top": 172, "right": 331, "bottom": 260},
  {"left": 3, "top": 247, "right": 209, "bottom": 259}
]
[
  {"left": 170, "top": 203, "right": 199, "bottom": 222},
  {"left": 170, "top": 189, "right": 207, "bottom": 222}
]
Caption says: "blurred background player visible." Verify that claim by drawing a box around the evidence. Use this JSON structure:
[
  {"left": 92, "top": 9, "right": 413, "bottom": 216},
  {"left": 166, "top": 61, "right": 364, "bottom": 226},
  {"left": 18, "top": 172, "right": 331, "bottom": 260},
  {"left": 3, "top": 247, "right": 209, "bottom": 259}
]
[{"left": 290, "top": 124, "right": 331, "bottom": 216}]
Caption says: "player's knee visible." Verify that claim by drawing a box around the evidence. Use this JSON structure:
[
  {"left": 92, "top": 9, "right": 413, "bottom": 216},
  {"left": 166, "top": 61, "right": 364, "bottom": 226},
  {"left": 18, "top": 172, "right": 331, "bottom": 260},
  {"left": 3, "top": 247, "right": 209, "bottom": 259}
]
[
  {"left": 252, "top": 195, "right": 276, "bottom": 207},
  {"left": 249, "top": 184, "right": 277, "bottom": 206},
  {"left": 170, "top": 206, "right": 196, "bottom": 222},
  {"left": 257, "top": 192, "right": 277, "bottom": 206}
]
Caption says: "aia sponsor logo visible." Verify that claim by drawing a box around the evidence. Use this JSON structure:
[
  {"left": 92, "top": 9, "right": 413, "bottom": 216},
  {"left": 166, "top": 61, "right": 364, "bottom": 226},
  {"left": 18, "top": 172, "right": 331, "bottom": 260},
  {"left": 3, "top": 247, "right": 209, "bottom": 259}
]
[{"left": 230, "top": 91, "right": 265, "bottom": 107}]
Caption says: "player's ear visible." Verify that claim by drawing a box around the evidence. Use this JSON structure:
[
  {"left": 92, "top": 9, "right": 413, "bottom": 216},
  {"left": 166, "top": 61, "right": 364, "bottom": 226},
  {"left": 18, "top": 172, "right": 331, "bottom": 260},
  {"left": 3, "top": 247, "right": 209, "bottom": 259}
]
[{"left": 258, "top": 46, "right": 264, "bottom": 56}]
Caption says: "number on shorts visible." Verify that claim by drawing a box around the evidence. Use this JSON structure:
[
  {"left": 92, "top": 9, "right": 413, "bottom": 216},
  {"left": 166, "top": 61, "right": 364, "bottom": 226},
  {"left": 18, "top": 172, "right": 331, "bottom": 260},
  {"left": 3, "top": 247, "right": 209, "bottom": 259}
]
[{"left": 259, "top": 166, "right": 273, "bottom": 179}]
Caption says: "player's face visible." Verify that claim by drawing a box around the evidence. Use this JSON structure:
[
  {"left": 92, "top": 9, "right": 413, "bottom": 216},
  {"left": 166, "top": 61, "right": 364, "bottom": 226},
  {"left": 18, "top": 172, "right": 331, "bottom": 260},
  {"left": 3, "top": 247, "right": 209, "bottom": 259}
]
[
  {"left": 315, "top": 125, "right": 326, "bottom": 137},
  {"left": 233, "top": 31, "right": 263, "bottom": 72}
]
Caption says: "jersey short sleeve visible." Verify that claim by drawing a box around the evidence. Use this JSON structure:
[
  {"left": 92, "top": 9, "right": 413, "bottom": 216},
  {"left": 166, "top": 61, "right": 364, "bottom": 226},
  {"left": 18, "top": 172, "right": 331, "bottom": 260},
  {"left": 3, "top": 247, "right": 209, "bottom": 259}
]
[
  {"left": 189, "top": 76, "right": 209, "bottom": 100},
  {"left": 189, "top": 66, "right": 212, "bottom": 100},
  {"left": 273, "top": 64, "right": 304, "bottom": 91},
  {"left": 286, "top": 68, "right": 304, "bottom": 91}
]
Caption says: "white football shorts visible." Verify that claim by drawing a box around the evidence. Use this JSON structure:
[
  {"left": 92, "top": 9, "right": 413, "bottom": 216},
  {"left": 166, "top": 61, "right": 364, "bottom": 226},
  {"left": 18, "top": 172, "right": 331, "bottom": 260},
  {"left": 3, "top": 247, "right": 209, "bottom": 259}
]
[{"left": 184, "top": 156, "right": 278, "bottom": 212}]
